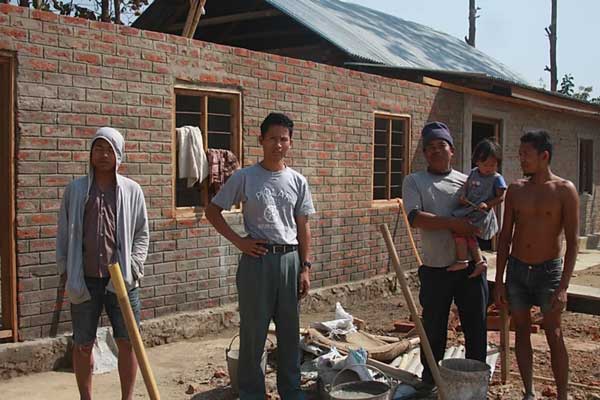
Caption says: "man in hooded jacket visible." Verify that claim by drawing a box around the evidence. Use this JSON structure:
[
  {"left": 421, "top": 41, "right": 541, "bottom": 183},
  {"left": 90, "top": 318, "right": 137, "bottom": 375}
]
[{"left": 57, "top": 127, "right": 149, "bottom": 400}]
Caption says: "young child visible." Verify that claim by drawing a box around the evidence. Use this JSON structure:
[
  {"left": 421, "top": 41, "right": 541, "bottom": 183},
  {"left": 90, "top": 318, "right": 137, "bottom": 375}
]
[{"left": 449, "top": 139, "right": 507, "bottom": 274}]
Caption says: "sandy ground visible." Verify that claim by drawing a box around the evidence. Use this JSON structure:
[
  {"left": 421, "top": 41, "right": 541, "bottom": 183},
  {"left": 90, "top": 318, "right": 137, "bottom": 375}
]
[
  {"left": 0, "top": 289, "right": 599, "bottom": 400},
  {"left": 2, "top": 250, "right": 600, "bottom": 399},
  {"left": 571, "top": 263, "right": 600, "bottom": 288}
]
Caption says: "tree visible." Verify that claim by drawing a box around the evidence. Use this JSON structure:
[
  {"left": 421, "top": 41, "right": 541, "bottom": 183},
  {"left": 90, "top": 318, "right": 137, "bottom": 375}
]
[
  {"left": 465, "top": 0, "right": 480, "bottom": 47},
  {"left": 558, "top": 73, "right": 574, "bottom": 96},
  {"left": 558, "top": 73, "right": 600, "bottom": 104},
  {"left": 544, "top": 0, "right": 558, "bottom": 91},
  {"left": 113, "top": 0, "right": 121, "bottom": 24},
  {"left": 5, "top": 0, "right": 149, "bottom": 24}
]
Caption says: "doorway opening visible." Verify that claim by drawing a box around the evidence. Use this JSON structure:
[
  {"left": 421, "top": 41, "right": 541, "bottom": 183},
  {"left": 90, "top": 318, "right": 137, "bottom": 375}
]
[{"left": 471, "top": 116, "right": 503, "bottom": 252}]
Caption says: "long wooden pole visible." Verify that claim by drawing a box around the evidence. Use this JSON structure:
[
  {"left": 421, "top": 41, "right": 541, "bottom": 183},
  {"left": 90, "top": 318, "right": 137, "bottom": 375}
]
[
  {"left": 379, "top": 224, "right": 448, "bottom": 400},
  {"left": 108, "top": 263, "right": 161, "bottom": 400},
  {"left": 499, "top": 305, "right": 510, "bottom": 384},
  {"left": 397, "top": 199, "right": 422, "bottom": 266},
  {"left": 182, "top": 0, "right": 199, "bottom": 38}
]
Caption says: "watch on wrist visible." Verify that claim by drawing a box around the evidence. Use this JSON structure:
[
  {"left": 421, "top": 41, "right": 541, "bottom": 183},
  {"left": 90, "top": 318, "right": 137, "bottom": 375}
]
[{"left": 302, "top": 261, "right": 312, "bottom": 270}]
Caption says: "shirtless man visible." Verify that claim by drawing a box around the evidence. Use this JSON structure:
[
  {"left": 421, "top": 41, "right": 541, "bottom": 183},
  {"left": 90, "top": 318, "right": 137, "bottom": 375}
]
[{"left": 495, "top": 131, "right": 579, "bottom": 400}]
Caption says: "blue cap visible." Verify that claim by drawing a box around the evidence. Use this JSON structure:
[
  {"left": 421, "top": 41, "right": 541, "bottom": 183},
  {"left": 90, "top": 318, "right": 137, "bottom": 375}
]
[{"left": 422, "top": 121, "right": 454, "bottom": 148}]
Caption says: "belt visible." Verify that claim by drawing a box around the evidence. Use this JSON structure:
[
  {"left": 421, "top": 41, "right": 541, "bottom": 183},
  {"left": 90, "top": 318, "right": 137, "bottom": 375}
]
[{"left": 262, "top": 244, "right": 298, "bottom": 254}]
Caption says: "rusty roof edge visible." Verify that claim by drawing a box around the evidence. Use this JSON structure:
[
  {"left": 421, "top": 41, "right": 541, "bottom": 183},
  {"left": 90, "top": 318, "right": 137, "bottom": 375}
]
[{"left": 345, "top": 62, "right": 600, "bottom": 116}]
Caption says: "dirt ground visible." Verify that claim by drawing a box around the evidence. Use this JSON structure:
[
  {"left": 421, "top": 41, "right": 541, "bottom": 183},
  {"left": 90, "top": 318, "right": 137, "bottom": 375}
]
[
  {"left": 0, "top": 286, "right": 599, "bottom": 400},
  {"left": 571, "top": 264, "right": 600, "bottom": 289}
]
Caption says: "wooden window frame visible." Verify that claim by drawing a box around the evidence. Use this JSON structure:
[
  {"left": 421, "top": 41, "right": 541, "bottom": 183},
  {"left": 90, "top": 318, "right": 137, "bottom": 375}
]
[
  {"left": 0, "top": 52, "right": 17, "bottom": 342},
  {"left": 578, "top": 138, "right": 594, "bottom": 194},
  {"left": 172, "top": 87, "right": 242, "bottom": 219},
  {"left": 371, "top": 113, "right": 411, "bottom": 206}
]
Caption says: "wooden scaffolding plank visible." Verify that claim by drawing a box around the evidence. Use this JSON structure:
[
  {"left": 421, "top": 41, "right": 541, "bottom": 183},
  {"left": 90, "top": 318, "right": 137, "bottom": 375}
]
[
  {"left": 182, "top": 0, "right": 207, "bottom": 38},
  {"left": 0, "top": 52, "right": 17, "bottom": 342}
]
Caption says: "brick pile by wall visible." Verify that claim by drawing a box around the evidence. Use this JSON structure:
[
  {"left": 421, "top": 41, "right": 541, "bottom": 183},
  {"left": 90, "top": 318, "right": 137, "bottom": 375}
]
[{"left": 0, "top": 4, "right": 466, "bottom": 340}]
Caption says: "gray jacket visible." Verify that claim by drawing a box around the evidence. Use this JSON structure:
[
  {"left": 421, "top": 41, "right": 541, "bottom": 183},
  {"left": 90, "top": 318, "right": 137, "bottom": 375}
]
[{"left": 56, "top": 127, "right": 149, "bottom": 304}]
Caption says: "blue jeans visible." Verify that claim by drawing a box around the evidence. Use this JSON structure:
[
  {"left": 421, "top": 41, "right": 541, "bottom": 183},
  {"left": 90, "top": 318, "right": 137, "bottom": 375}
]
[
  {"left": 506, "top": 256, "right": 562, "bottom": 313},
  {"left": 71, "top": 277, "right": 140, "bottom": 345}
]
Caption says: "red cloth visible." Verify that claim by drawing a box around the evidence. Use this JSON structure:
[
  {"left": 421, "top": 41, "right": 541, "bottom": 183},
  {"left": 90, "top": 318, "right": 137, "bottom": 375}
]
[{"left": 206, "top": 148, "right": 239, "bottom": 199}]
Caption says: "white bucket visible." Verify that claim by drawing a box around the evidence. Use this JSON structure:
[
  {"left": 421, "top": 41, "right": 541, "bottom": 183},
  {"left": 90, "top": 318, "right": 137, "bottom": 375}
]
[
  {"left": 225, "top": 335, "right": 270, "bottom": 394},
  {"left": 439, "top": 358, "right": 490, "bottom": 400}
]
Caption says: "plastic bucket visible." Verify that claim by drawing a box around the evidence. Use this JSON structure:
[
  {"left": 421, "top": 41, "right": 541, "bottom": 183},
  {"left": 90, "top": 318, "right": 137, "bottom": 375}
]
[
  {"left": 439, "top": 358, "right": 490, "bottom": 400},
  {"left": 225, "top": 335, "right": 271, "bottom": 394}
]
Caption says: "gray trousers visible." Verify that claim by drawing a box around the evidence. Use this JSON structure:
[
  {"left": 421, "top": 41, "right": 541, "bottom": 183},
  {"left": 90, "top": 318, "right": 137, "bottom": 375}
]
[{"left": 237, "top": 251, "right": 304, "bottom": 400}]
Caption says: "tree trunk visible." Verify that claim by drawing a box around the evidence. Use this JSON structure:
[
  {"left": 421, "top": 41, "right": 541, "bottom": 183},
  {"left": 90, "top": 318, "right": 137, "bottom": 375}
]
[
  {"left": 465, "top": 0, "right": 477, "bottom": 47},
  {"left": 547, "top": 0, "right": 558, "bottom": 91},
  {"left": 113, "top": 0, "right": 121, "bottom": 24},
  {"left": 101, "top": 0, "right": 110, "bottom": 22}
]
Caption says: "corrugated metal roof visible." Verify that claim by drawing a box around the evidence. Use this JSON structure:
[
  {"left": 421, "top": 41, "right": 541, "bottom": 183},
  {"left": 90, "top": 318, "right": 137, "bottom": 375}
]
[
  {"left": 265, "top": 0, "right": 528, "bottom": 84},
  {"left": 392, "top": 345, "right": 500, "bottom": 379}
]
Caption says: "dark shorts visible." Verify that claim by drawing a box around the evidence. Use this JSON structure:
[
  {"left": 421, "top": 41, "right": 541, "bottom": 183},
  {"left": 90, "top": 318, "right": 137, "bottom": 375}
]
[
  {"left": 506, "top": 256, "right": 562, "bottom": 314},
  {"left": 71, "top": 277, "right": 140, "bottom": 345}
]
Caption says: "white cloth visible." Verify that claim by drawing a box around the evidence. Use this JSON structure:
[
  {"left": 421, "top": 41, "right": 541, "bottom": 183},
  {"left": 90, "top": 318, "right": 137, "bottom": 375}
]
[{"left": 176, "top": 126, "right": 208, "bottom": 188}]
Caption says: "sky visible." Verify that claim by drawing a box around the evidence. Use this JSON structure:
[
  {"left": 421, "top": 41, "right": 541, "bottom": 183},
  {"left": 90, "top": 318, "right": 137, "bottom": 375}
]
[{"left": 344, "top": 0, "right": 599, "bottom": 96}]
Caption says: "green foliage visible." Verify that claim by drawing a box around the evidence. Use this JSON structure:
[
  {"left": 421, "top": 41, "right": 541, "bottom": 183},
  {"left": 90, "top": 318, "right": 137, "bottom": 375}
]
[
  {"left": 8, "top": 0, "right": 149, "bottom": 23},
  {"left": 558, "top": 73, "right": 600, "bottom": 105},
  {"left": 558, "top": 73, "right": 574, "bottom": 96},
  {"left": 573, "top": 86, "right": 593, "bottom": 101}
]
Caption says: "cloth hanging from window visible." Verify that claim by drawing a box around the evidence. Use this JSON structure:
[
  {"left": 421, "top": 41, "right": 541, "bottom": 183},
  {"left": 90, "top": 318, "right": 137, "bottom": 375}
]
[
  {"left": 206, "top": 148, "right": 239, "bottom": 198},
  {"left": 176, "top": 126, "right": 208, "bottom": 188}
]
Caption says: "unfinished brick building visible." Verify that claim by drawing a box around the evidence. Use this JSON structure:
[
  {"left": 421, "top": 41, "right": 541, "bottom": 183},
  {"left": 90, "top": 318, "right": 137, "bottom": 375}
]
[{"left": 0, "top": 0, "right": 598, "bottom": 343}]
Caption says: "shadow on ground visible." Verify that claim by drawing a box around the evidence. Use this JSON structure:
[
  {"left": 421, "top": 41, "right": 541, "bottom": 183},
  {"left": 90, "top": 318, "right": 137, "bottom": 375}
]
[{"left": 191, "top": 387, "right": 234, "bottom": 400}]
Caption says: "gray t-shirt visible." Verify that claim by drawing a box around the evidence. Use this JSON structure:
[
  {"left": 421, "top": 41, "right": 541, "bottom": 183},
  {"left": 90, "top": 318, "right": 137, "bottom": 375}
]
[
  {"left": 211, "top": 163, "right": 316, "bottom": 245},
  {"left": 402, "top": 169, "right": 467, "bottom": 268}
]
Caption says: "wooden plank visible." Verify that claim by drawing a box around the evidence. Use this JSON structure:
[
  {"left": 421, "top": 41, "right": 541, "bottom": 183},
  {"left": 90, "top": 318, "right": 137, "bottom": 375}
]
[
  {"left": 422, "top": 77, "right": 600, "bottom": 120},
  {"left": 182, "top": 0, "right": 208, "bottom": 38},
  {"left": 201, "top": 94, "right": 209, "bottom": 207},
  {"left": 181, "top": 0, "right": 199, "bottom": 38},
  {"left": 567, "top": 284, "right": 600, "bottom": 301},
  {"left": 385, "top": 118, "right": 393, "bottom": 200},
  {"left": 170, "top": 9, "right": 283, "bottom": 32},
  {"left": 0, "top": 330, "right": 13, "bottom": 339},
  {"left": 171, "top": 86, "right": 177, "bottom": 213},
  {"left": 500, "top": 306, "right": 510, "bottom": 384},
  {"left": 403, "top": 117, "right": 411, "bottom": 180},
  {"left": 199, "top": 9, "right": 281, "bottom": 27},
  {"left": 187, "top": 0, "right": 207, "bottom": 39},
  {"left": 511, "top": 85, "right": 600, "bottom": 114},
  {"left": 0, "top": 53, "right": 17, "bottom": 342}
]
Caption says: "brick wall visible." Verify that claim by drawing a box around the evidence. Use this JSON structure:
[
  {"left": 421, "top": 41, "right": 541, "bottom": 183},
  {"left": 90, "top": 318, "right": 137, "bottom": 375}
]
[
  {"left": 0, "top": 5, "right": 466, "bottom": 340},
  {"left": 1, "top": 5, "right": 597, "bottom": 341}
]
